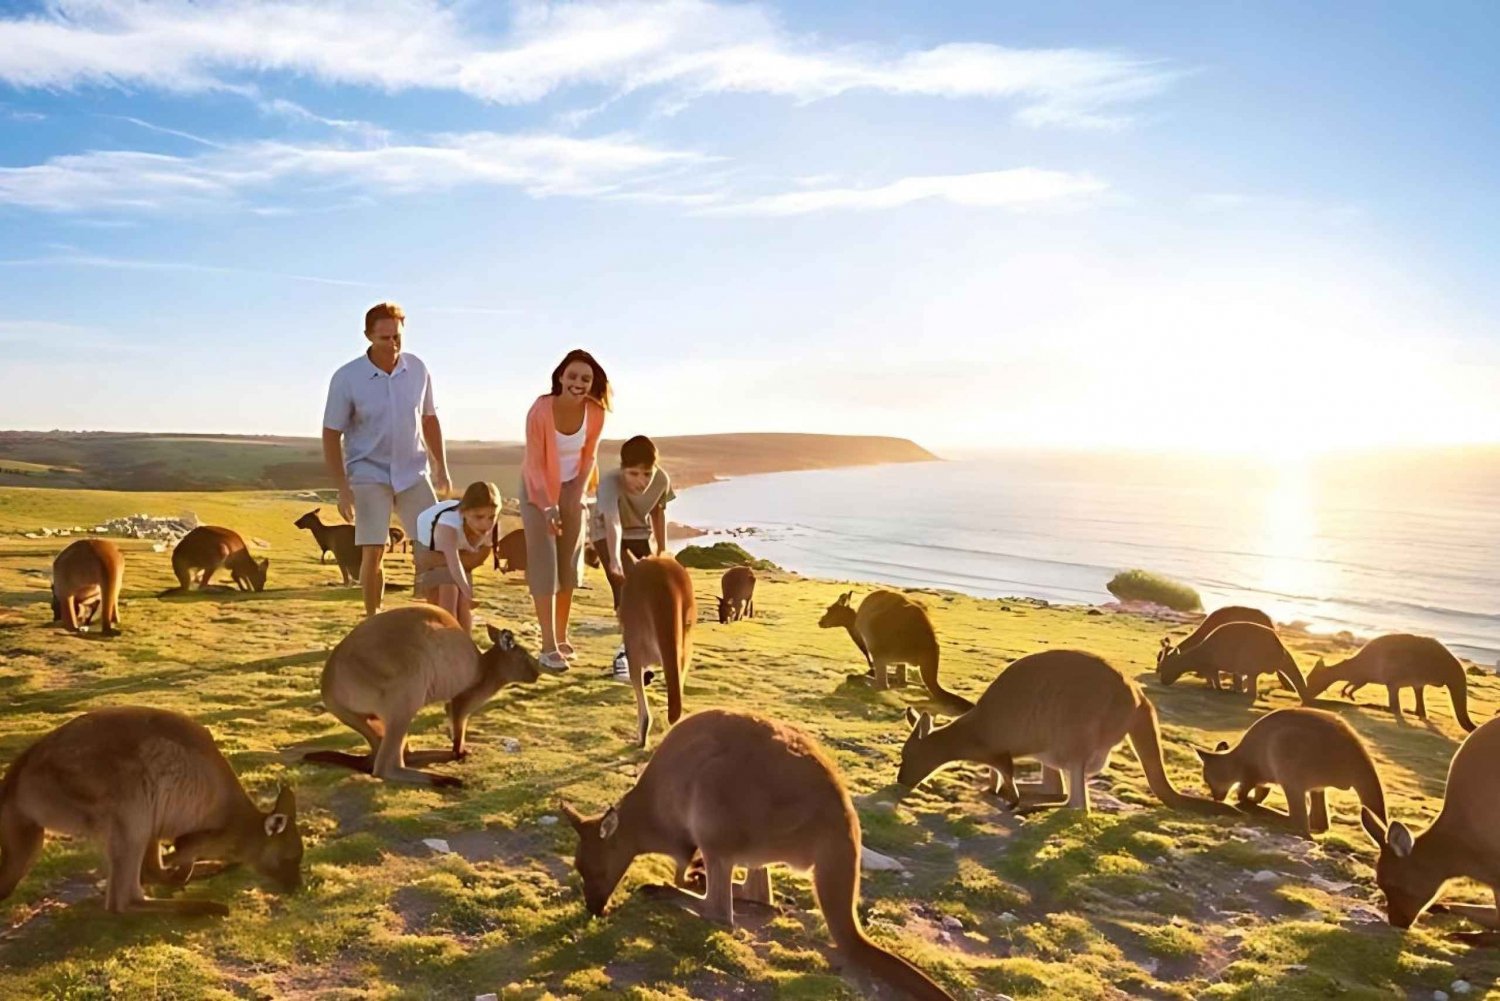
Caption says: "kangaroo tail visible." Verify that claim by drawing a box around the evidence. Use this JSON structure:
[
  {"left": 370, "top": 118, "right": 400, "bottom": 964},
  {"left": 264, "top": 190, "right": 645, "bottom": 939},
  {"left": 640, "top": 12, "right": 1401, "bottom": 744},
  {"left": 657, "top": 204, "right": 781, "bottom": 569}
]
[
  {"left": 814, "top": 828, "right": 955, "bottom": 1001},
  {"left": 1356, "top": 763, "right": 1388, "bottom": 823},
  {"left": 1126, "top": 697, "right": 1183, "bottom": 807},
  {"left": 1279, "top": 652, "right": 1312, "bottom": 705},
  {"left": 1448, "top": 674, "right": 1476, "bottom": 733},
  {"left": 663, "top": 604, "right": 685, "bottom": 724},
  {"left": 100, "top": 561, "right": 122, "bottom": 632},
  {"left": 919, "top": 650, "right": 974, "bottom": 713},
  {"left": 301, "top": 750, "right": 375, "bottom": 774}
]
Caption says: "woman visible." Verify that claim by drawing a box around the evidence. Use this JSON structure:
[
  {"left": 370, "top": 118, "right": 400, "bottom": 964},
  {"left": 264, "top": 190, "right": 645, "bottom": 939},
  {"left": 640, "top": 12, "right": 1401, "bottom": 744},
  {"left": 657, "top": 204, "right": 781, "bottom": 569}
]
[
  {"left": 412, "top": 481, "right": 500, "bottom": 634},
  {"left": 521, "top": 349, "right": 610, "bottom": 671}
]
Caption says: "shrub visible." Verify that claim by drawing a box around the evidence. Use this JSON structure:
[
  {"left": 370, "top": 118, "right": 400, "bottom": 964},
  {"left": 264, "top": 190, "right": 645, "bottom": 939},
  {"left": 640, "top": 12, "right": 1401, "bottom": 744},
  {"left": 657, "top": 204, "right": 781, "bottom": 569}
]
[
  {"left": 674, "top": 542, "right": 781, "bottom": 573},
  {"left": 1106, "top": 570, "right": 1202, "bottom": 612}
]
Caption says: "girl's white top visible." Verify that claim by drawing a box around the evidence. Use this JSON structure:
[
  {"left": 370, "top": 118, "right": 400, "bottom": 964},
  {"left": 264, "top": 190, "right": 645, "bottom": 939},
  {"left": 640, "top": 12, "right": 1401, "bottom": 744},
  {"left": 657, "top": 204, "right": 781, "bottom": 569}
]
[{"left": 416, "top": 502, "right": 478, "bottom": 551}]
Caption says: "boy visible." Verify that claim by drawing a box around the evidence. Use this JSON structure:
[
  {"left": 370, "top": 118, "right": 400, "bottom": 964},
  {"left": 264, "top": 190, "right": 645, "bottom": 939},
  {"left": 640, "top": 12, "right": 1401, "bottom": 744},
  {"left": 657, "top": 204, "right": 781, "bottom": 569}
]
[{"left": 591, "top": 435, "right": 674, "bottom": 680}]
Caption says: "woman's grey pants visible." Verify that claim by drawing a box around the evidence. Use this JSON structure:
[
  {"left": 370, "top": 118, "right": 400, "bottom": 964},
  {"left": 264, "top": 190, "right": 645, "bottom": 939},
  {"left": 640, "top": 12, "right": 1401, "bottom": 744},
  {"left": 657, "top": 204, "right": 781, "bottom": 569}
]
[{"left": 519, "top": 476, "right": 586, "bottom": 598}]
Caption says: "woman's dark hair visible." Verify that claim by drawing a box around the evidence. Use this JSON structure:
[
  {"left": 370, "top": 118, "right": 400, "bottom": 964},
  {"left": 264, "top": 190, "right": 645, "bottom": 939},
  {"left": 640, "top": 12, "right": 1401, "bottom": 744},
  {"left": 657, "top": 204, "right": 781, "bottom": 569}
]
[
  {"left": 550, "top": 349, "right": 612, "bottom": 411},
  {"left": 620, "top": 435, "right": 658, "bottom": 469}
]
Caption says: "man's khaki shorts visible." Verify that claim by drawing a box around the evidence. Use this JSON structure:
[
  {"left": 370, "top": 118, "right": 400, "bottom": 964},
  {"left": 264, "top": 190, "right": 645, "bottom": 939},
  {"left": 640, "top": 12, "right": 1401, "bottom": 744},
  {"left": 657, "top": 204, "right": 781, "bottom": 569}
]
[{"left": 352, "top": 478, "right": 436, "bottom": 547}]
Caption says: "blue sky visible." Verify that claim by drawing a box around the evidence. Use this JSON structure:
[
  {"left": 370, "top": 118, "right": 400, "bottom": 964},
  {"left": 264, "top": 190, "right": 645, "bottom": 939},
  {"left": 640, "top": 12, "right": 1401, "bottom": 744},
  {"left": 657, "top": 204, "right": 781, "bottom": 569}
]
[{"left": 1, "top": 0, "right": 1497, "bottom": 453}]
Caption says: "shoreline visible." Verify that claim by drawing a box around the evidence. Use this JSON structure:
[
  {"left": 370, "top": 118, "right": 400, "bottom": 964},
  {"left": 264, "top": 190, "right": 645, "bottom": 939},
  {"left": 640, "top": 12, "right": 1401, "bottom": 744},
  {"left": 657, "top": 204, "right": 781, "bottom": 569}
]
[{"left": 670, "top": 467, "right": 1500, "bottom": 668}]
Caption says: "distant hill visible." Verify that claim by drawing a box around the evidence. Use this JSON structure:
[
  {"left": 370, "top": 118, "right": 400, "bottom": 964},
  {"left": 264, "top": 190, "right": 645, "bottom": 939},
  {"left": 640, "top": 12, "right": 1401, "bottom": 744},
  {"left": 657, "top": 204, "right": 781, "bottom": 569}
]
[{"left": 0, "top": 430, "right": 937, "bottom": 493}]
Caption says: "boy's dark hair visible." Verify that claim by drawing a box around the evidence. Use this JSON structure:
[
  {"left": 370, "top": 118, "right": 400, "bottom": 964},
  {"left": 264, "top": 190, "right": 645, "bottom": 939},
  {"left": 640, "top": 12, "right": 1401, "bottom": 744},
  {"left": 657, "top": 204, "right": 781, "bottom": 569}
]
[{"left": 620, "top": 435, "right": 658, "bottom": 469}]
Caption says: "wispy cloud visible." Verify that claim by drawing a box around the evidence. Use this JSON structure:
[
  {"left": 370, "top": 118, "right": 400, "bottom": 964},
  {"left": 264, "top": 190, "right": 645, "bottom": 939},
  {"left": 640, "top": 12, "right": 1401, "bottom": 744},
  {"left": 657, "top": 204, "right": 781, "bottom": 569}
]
[
  {"left": 0, "top": 131, "right": 711, "bottom": 211},
  {"left": 0, "top": 0, "right": 1173, "bottom": 128},
  {"left": 703, "top": 169, "right": 1107, "bottom": 216},
  {"left": 0, "top": 253, "right": 378, "bottom": 287},
  {"left": 107, "top": 114, "right": 226, "bottom": 148}
]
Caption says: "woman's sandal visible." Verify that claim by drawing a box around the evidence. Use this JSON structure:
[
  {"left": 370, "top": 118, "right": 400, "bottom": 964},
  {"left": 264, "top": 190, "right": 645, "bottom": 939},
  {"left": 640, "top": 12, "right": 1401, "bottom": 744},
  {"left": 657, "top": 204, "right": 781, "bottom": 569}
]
[
  {"left": 557, "top": 641, "right": 576, "bottom": 657},
  {"left": 539, "top": 650, "right": 570, "bottom": 673}
]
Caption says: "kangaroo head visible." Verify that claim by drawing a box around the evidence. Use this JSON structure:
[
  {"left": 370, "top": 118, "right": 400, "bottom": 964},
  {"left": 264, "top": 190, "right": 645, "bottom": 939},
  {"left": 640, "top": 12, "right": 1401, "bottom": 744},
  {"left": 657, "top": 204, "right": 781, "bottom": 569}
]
[
  {"left": 50, "top": 585, "right": 61, "bottom": 622},
  {"left": 249, "top": 558, "right": 270, "bottom": 591},
  {"left": 247, "top": 785, "right": 303, "bottom": 892},
  {"left": 818, "top": 591, "right": 855, "bottom": 629},
  {"left": 1156, "top": 647, "right": 1187, "bottom": 685},
  {"left": 1304, "top": 657, "right": 1333, "bottom": 698},
  {"left": 717, "top": 596, "right": 731, "bottom": 624},
  {"left": 896, "top": 707, "right": 938, "bottom": 788},
  {"left": 1360, "top": 808, "right": 1434, "bottom": 928},
  {"left": 293, "top": 509, "right": 320, "bottom": 530},
  {"left": 1193, "top": 740, "right": 1235, "bottom": 800},
  {"left": 483, "top": 625, "right": 544, "bottom": 683},
  {"left": 561, "top": 799, "right": 632, "bottom": 917}
]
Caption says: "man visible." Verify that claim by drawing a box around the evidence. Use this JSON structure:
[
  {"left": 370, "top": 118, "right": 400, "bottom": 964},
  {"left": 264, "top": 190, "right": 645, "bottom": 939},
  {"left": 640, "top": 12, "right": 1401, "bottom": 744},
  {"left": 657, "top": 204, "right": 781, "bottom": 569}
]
[
  {"left": 591, "top": 434, "right": 674, "bottom": 680},
  {"left": 322, "top": 301, "right": 451, "bottom": 616}
]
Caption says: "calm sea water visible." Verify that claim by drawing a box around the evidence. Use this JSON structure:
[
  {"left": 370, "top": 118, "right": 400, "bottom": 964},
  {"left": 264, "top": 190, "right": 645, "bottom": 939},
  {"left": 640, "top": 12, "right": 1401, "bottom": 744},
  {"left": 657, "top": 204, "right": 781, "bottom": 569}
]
[{"left": 671, "top": 451, "right": 1500, "bottom": 664}]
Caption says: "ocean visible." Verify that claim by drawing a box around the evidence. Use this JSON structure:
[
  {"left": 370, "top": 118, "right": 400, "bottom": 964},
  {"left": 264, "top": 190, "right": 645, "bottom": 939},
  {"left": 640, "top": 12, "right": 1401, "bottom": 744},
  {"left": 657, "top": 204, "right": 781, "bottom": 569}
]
[{"left": 670, "top": 450, "right": 1500, "bottom": 665}]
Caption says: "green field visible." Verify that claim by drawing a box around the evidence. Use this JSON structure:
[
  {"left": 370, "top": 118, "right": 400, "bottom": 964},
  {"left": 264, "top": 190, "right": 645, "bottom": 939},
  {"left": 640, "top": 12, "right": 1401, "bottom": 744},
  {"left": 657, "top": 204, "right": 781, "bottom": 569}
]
[{"left": 1, "top": 486, "right": 1496, "bottom": 999}]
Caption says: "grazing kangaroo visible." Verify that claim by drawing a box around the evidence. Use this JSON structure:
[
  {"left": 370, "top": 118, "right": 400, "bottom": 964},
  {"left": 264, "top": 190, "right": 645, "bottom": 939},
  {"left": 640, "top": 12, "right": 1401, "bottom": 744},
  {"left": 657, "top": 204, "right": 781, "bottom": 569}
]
[
  {"left": 293, "top": 509, "right": 360, "bottom": 584},
  {"left": 1157, "top": 604, "right": 1274, "bottom": 690},
  {"left": 388, "top": 526, "right": 407, "bottom": 553},
  {"left": 167, "top": 526, "right": 269, "bottom": 593},
  {"left": 0, "top": 706, "right": 301, "bottom": 916},
  {"left": 818, "top": 590, "right": 973, "bottom": 712},
  {"left": 50, "top": 538, "right": 124, "bottom": 635},
  {"left": 1157, "top": 622, "right": 1310, "bottom": 702},
  {"left": 304, "top": 606, "right": 551, "bottom": 787},
  {"left": 1361, "top": 717, "right": 1500, "bottom": 929},
  {"left": 1196, "top": 708, "right": 1387, "bottom": 837},
  {"left": 494, "top": 528, "right": 528, "bottom": 573},
  {"left": 898, "top": 650, "right": 1230, "bottom": 816},
  {"left": 619, "top": 555, "right": 696, "bottom": 748},
  {"left": 1306, "top": 634, "right": 1476, "bottom": 732},
  {"left": 562, "top": 709, "right": 955, "bottom": 1001},
  {"left": 717, "top": 566, "right": 757, "bottom": 623}
]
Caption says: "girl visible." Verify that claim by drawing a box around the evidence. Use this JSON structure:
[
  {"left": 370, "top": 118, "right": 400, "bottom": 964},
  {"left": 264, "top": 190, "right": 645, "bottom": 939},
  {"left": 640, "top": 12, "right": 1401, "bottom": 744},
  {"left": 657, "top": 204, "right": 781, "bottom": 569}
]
[
  {"left": 520, "top": 349, "right": 610, "bottom": 671},
  {"left": 413, "top": 481, "right": 501, "bottom": 633}
]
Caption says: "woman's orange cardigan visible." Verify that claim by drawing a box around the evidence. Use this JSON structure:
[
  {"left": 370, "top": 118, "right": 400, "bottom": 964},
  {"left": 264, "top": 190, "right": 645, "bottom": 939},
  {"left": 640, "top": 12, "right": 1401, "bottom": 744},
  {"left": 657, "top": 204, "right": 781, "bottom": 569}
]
[{"left": 521, "top": 394, "right": 606, "bottom": 509}]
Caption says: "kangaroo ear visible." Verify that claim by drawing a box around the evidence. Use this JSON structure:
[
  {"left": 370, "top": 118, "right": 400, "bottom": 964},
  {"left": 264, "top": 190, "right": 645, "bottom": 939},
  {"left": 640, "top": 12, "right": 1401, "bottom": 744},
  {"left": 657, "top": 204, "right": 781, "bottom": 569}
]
[
  {"left": 272, "top": 784, "right": 297, "bottom": 818},
  {"left": 559, "top": 800, "right": 584, "bottom": 830},
  {"left": 265, "top": 813, "right": 290, "bottom": 836},
  {"left": 1194, "top": 746, "right": 1214, "bottom": 762},
  {"left": 642, "top": 669, "right": 655, "bottom": 686},
  {"left": 486, "top": 624, "right": 502, "bottom": 644},
  {"left": 259, "top": 558, "right": 270, "bottom": 572},
  {"left": 1388, "top": 820, "right": 1415, "bottom": 858},
  {"left": 486, "top": 627, "right": 515, "bottom": 650},
  {"left": 1314, "top": 657, "right": 1325, "bottom": 669},
  {"left": 1360, "top": 806, "right": 1388, "bottom": 847},
  {"left": 1215, "top": 740, "right": 1229, "bottom": 752},
  {"left": 600, "top": 805, "right": 620, "bottom": 840},
  {"left": 916, "top": 712, "right": 933, "bottom": 739},
  {"left": 904, "top": 706, "right": 920, "bottom": 728}
]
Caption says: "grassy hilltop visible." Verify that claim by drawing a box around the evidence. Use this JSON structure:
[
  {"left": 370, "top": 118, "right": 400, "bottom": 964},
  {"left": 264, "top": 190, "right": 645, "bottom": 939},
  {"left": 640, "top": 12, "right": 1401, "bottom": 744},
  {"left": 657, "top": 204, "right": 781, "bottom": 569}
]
[
  {"left": 1, "top": 486, "right": 1498, "bottom": 1000},
  {"left": 0, "top": 431, "right": 938, "bottom": 494}
]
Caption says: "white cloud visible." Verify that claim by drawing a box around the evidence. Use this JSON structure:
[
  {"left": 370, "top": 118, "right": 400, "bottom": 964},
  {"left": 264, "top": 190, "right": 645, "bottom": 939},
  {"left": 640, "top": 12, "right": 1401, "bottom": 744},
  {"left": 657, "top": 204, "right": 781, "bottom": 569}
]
[
  {"left": 0, "top": 131, "right": 711, "bottom": 211},
  {"left": 703, "top": 168, "right": 1107, "bottom": 216},
  {"left": 0, "top": 253, "right": 378, "bottom": 287},
  {"left": 0, "top": 0, "right": 1172, "bottom": 128}
]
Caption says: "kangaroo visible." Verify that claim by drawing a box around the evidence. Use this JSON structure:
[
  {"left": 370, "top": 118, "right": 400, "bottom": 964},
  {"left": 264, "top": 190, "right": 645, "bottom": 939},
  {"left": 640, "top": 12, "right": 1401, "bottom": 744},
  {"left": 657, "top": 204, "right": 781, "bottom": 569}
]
[
  {"left": 50, "top": 538, "right": 124, "bottom": 635},
  {"left": 0, "top": 706, "right": 301, "bottom": 916},
  {"left": 818, "top": 590, "right": 973, "bottom": 712},
  {"left": 166, "top": 526, "right": 269, "bottom": 593},
  {"left": 494, "top": 528, "right": 528, "bottom": 574},
  {"left": 1360, "top": 717, "right": 1500, "bottom": 929},
  {"left": 294, "top": 509, "right": 360, "bottom": 585},
  {"left": 1157, "top": 604, "right": 1274, "bottom": 691},
  {"left": 1157, "top": 622, "right": 1310, "bottom": 702},
  {"left": 1196, "top": 708, "right": 1387, "bottom": 837},
  {"left": 304, "top": 606, "right": 551, "bottom": 787},
  {"left": 619, "top": 555, "right": 696, "bottom": 748},
  {"left": 388, "top": 526, "right": 407, "bottom": 553},
  {"left": 562, "top": 709, "right": 955, "bottom": 1001},
  {"left": 1306, "top": 634, "right": 1476, "bottom": 732},
  {"left": 717, "top": 566, "right": 757, "bottom": 623},
  {"left": 897, "top": 650, "right": 1232, "bottom": 816}
]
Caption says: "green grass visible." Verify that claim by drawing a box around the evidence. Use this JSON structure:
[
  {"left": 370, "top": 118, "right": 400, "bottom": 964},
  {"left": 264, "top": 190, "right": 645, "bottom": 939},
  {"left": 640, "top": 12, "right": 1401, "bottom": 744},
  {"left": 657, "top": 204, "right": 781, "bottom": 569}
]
[
  {"left": 2, "top": 485, "right": 1498, "bottom": 999},
  {"left": 1106, "top": 569, "right": 1204, "bottom": 612}
]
